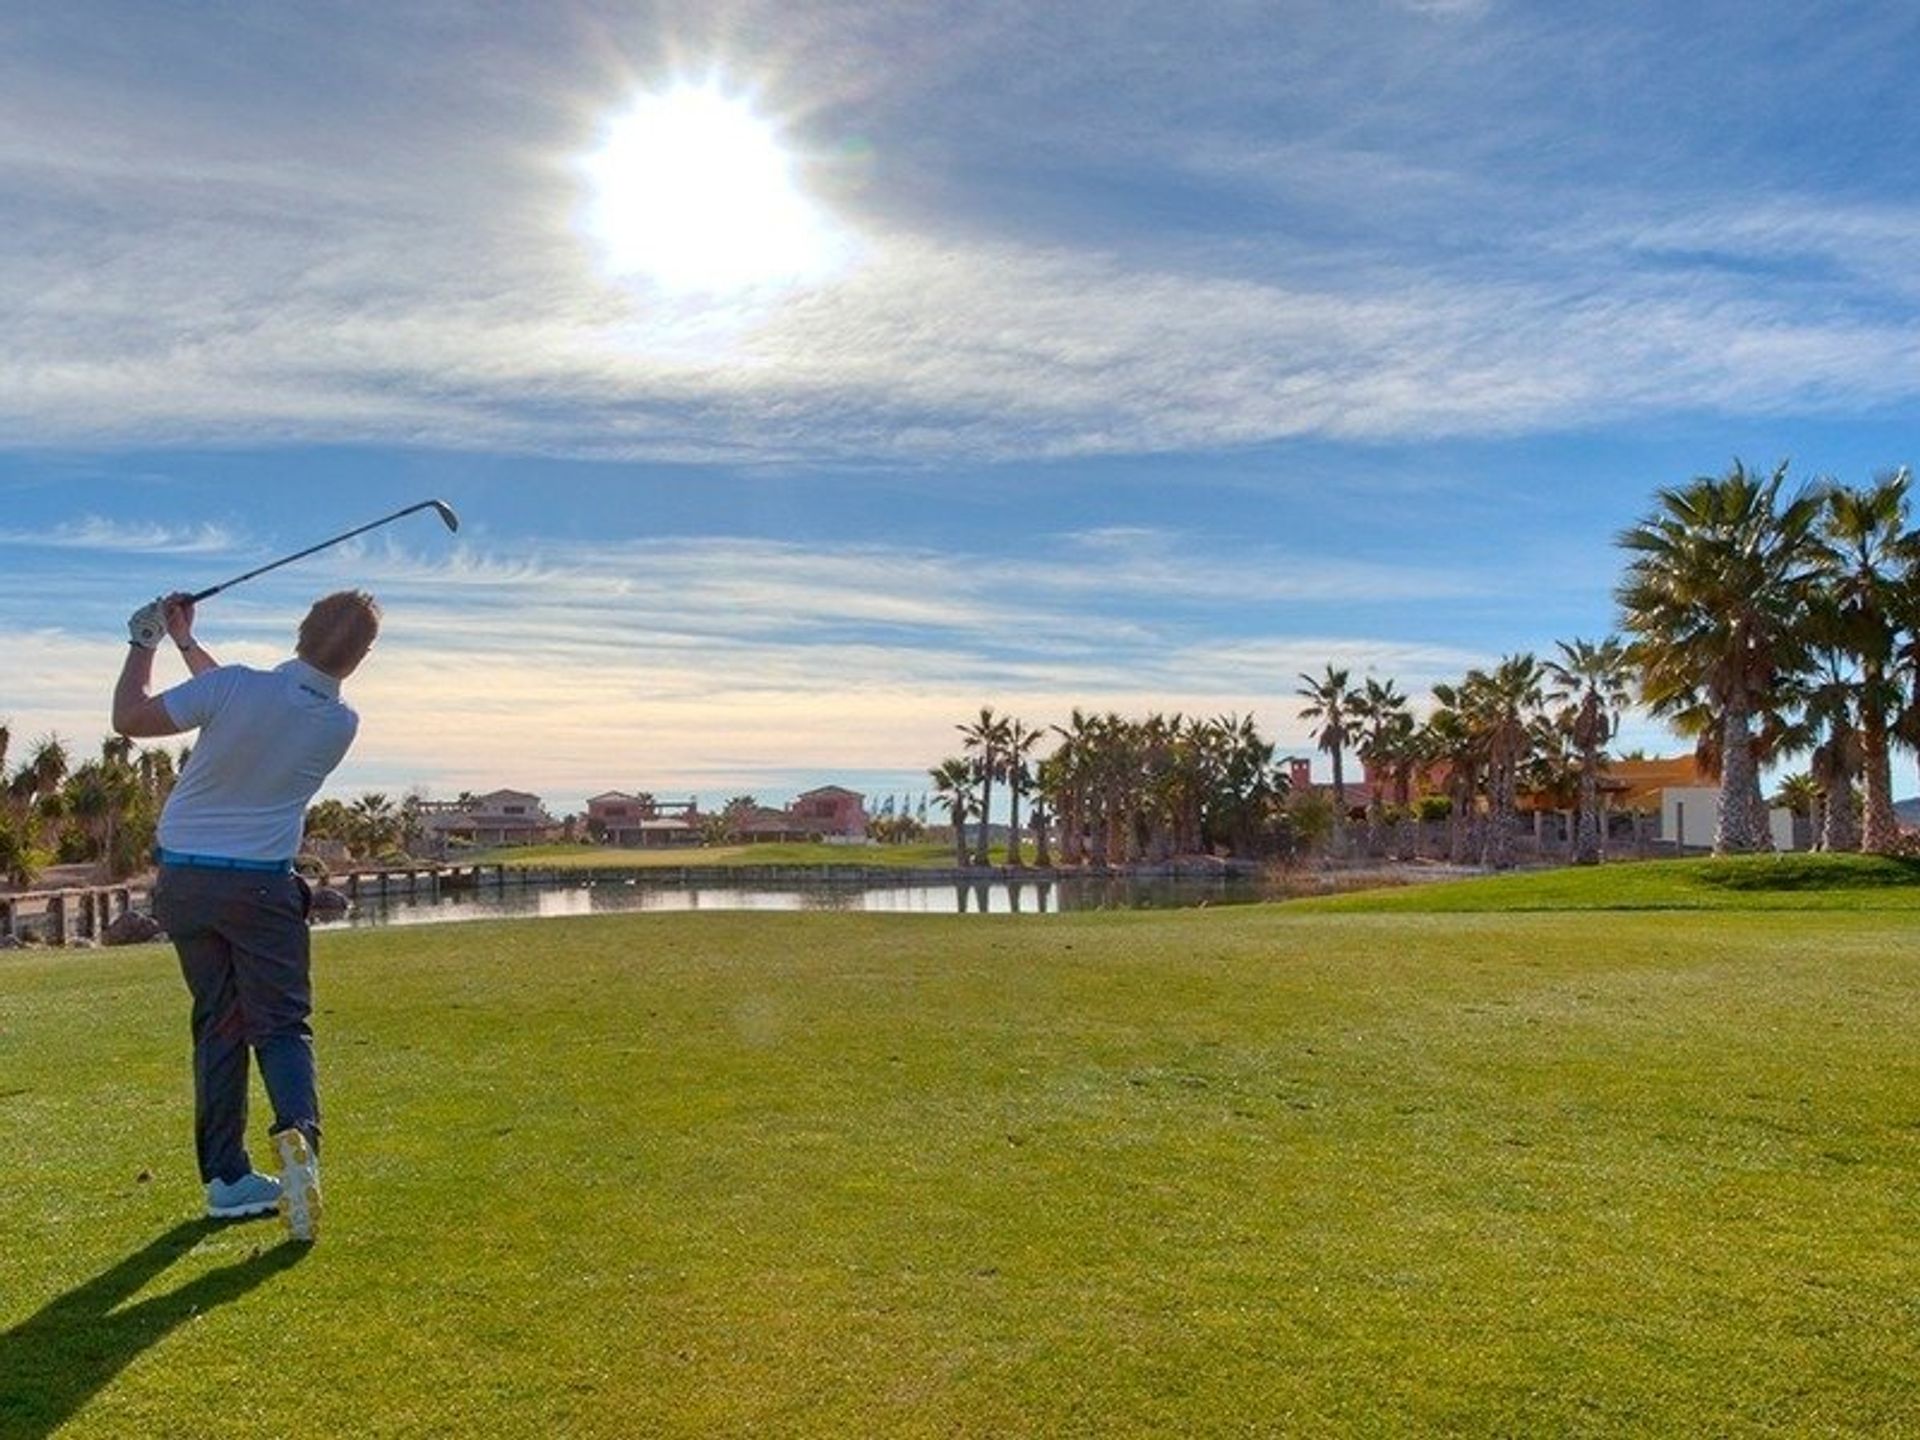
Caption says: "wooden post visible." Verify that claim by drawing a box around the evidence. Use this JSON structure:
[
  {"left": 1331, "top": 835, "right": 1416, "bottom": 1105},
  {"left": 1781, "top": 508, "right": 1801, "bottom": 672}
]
[
  {"left": 47, "top": 895, "right": 67, "bottom": 946},
  {"left": 0, "top": 898, "right": 13, "bottom": 939}
]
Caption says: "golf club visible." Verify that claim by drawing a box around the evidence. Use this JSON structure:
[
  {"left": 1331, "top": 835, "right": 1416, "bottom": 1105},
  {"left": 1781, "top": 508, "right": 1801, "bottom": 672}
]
[{"left": 188, "top": 499, "right": 460, "bottom": 603}]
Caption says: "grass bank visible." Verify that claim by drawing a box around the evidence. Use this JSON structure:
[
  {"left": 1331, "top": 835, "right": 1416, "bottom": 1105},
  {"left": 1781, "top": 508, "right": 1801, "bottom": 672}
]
[
  {"left": 1296, "top": 851, "right": 1920, "bottom": 912},
  {"left": 4, "top": 905, "right": 1917, "bottom": 1435},
  {"left": 466, "top": 841, "right": 979, "bottom": 871}
]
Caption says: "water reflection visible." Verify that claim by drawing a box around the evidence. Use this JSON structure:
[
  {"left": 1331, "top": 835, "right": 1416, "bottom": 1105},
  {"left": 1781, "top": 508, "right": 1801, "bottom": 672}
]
[{"left": 326, "top": 875, "right": 1268, "bottom": 929}]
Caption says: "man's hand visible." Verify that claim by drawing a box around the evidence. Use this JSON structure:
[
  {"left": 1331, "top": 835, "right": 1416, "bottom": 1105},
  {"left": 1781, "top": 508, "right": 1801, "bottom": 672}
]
[
  {"left": 162, "top": 593, "right": 197, "bottom": 648},
  {"left": 127, "top": 598, "right": 166, "bottom": 650}
]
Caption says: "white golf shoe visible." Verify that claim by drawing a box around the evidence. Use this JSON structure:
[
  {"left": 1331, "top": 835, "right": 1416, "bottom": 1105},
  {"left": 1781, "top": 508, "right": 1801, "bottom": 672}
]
[{"left": 272, "top": 1127, "right": 322, "bottom": 1242}]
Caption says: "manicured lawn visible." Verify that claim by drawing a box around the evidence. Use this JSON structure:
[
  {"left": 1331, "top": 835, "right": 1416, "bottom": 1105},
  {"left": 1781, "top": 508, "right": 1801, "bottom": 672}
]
[
  {"left": 4, "top": 902, "right": 1917, "bottom": 1435},
  {"left": 1295, "top": 852, "right": 1920, "bottom": 913}
]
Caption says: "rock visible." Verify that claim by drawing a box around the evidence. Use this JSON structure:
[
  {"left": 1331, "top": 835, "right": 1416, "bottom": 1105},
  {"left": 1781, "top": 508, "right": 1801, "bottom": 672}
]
[
  {"left": 0, "top": 934, "right": 21, "bottom": 950},
  {"left": 310, "top": 886, "right": 351, "bottom": 914},
  {"left": 103, "top": 911, "right": 165, "bottom": 946}
]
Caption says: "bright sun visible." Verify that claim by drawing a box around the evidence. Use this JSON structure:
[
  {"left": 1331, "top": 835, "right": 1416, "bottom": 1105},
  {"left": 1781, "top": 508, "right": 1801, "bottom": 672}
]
[{"left": 580, "top": 83, "right": 836, "bottom": 294}]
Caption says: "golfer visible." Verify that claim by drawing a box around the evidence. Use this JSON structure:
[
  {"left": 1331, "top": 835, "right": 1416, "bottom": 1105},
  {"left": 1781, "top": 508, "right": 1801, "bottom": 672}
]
[{"left": 113, "top": 588, "right": 381, "bottom": 1241}]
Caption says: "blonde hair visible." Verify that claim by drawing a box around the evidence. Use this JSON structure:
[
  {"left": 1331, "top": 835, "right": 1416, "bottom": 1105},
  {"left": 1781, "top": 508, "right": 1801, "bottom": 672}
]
[{"left": 297, "top": 590, "right": 381, "bottom": 676}]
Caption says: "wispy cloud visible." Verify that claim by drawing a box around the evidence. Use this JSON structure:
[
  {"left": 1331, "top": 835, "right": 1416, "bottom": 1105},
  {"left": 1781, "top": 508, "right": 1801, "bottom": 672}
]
[
  {"left": 1, "top": 527, "right": 1515, "bottom": 805},
  {"left": 5, "top": 6, "right": 1920, "bottom": 462},
  {"left": 0, "top": 516, "right": 237, "bottom": 553}
]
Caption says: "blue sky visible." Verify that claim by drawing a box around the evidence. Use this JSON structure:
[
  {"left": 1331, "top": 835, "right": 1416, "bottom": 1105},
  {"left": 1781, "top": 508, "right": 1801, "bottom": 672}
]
[{"left": 4, "top": 1, "right": 1920, "bottom": 814}]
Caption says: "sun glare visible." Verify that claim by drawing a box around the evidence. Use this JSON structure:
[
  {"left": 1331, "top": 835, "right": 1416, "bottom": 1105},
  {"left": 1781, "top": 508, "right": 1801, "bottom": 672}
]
[{"left": 579, "top": 83, "right": 837, "bottom": 294}]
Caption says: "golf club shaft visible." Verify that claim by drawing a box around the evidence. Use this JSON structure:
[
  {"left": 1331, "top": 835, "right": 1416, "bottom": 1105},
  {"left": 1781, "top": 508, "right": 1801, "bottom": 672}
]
[{"left": 187, "top": 500, "right": 455, "bottom": 603}]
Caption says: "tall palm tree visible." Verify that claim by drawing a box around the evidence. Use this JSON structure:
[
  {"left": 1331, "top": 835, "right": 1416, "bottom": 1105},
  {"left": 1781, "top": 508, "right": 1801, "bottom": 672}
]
[
  {"left": 1030, "top": 754, "right": 1058, "bottom": 868},
  {"left": 1617, "top": 461, "right": 1827, "bottom": 854},
  {"left": 1794, "top": 644, "right": 1863, "bottom": 852},
  {"left": 1424, "top": 685, "right": 1485, "bottom": 865},
  {"left": 1296, "top": 666, "right": 1358, "bottom": 856},
  {"left": 1813, "top": 470, "right": 1918, "bottom": 853},
  {"left": 929, "top": 757, "right": 977, "bottom": 868},
  {"left": 1045, "top": 709, "right": 1100, "bottom": 867},
  {"left": 1002, "top": 718, "right": 1043, "bottom": 868},
  {"left": 1544, "top": 635, "right": 1633, "bottom": 864},
  {"left": 1475, "top": 654, "right": 1545, "bottom": 870},
  {"left": 957, "top": 707, "right": 1010, "bottom": 866},
  {"left": 1351, "top": 678, "right": 1413, "bottom": 856}
]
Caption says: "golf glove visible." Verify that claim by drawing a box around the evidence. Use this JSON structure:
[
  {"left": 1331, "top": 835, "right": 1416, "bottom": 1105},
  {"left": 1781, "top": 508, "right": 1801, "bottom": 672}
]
[{"left": 127, "top": 599, "right": 166, "bottom": 650}]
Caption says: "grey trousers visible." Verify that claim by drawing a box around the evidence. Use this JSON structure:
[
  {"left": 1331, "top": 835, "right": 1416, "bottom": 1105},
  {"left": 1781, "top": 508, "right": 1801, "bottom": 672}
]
[{"left": 153, "top": 864, "right": 320, "bottom": 1184}]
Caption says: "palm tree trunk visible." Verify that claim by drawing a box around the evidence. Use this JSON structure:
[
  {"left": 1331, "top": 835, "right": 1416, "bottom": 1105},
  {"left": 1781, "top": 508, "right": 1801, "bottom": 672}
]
[
  {"left": 1572, "top": 748, "right": 1601, "bottom": 865},
  {"left": 1485, "top": 762, "right": 1516, "bottom": 870},
  {"left": 1823, "top": 777, "right": 1858, "bottom": 852},
  {"left": 1006, "top": 773, "right": 1024, "bottom": 867},
  {"left": 1448, "top": 776, "right": 1471, "bottom": 865},
  {"left": 1329, "top": 749, "right": 1348, "bottom": 858},
  {"left": 1859, "top": 695, "right": 1900, "bottom": 853},
  {"left": 1715, "top": 695, "right": 1765, "bottom": 854},
  {"left": 974, "top": 769, "right": 994, "bottom": 867}
]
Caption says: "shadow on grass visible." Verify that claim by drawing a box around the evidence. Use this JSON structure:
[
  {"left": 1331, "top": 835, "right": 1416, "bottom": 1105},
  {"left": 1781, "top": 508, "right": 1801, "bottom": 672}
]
[{"left": 0, "top": 1219, "right": 306, "bottom": 1440}]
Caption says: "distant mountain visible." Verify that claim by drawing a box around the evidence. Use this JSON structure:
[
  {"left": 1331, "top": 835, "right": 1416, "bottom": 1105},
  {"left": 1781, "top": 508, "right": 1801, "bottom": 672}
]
[{"left": 1898, "top": 797, "right": 1920, "bottom": 828}]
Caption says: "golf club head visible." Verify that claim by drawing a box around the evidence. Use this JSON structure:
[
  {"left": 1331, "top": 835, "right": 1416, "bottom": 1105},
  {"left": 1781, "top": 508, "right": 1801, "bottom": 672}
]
[{"left": 428, "top": 499, "right": 460, "bottom": 533}]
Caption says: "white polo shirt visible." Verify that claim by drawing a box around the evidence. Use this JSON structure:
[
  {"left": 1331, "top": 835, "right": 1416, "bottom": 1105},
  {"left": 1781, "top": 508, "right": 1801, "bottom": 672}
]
[{"left": 157, "top": 659, "right": 360, "bottom": 862}]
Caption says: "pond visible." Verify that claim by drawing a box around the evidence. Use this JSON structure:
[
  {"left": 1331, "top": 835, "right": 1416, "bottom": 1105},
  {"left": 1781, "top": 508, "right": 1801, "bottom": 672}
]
[{"left": 319, "top": 873, "right": 1285, "bottom": 928}]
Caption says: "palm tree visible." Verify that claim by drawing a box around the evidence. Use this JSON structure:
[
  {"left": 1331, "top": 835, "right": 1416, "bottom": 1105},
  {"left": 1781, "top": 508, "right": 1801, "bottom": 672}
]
[
  {"left": 1544, "top": 636, "right": 1633, "bottom": 865},
  {"left": 929, "top": 757, "right": 977, "bottom": 868},
  {"left": 1617, "top": 461, "right": 1827, "bottom": 854},
  {"left": 1813, "top": 470, "right": 1918, "bottom": 853},
  {"left": 1770, "top": 771, "right": 1822, "bottom": 847},
  {"left": 1350, "top": 678, "right": 1411, "bottom": 856},
  {"left": 957, "top": 707, "right": 1010, "bottom": 866},
  {"left": 1206, "top": 713, "right": 1284, "bottom": 856},
  {"left": 11, "top": 734, "right": 69, "bottom": 806},
  {"left": 1793, "top": 647, "right": 1862, "bottom": 852},
  {"left": 1030, "top": 754, "right": 1058, "bottom": 868},
  {"left": 1045, "top": 710, "right": 1094, "bottom": 868},
  {"left": 1296, "top": 667, "right": 1358, "bottom": 856},
  {"left": 351, "top": 792, "right": 398, "bottom": 857},
  {"left": 1424, "top": 685, "right": 1485, "bottom": 865},
  {"left": 1475, "top": 654, "right": 1545, "bottom": 870},
  {"left": 1002, "top": 717, "right": 1043, "bottom": 868}
]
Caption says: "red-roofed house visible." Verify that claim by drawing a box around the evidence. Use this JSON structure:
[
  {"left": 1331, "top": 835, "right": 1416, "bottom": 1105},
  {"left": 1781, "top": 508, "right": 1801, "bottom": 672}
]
[{"left": 790, "top": 785, "right": 868, "bottom": 841}]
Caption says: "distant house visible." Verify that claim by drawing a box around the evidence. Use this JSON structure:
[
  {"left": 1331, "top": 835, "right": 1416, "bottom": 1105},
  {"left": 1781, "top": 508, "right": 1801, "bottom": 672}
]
[
  {"left": 586, "top": 791, "right": 702, "bottom": 848},
  {"left": 1285, "top": 756, "right": 1386, "bottom": 818},
  {"left": 790, "top": 786, "right": 869, "bottom": 841},
  {"left": 417, "top": 789, "right": 558, "bottom": 848},
  {"left": 730, "top": 805, "right": 814, "bottom": 844}
]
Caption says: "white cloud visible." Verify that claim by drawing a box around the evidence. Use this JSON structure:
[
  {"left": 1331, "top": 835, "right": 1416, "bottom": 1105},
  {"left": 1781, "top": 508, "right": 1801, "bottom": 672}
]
[
  {"left": 7, "top": 88, "right": 1920, "bottom": 465},
  {"left": 0, "top": 516, "right": 238, "bottom": 553},
  {"left": 1, "top": 529, "right": 1506, "bottom": 808}
]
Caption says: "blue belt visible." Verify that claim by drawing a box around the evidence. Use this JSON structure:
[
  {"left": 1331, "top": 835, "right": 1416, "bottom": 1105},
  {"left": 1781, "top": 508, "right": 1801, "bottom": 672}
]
[{"left": 154, "top": 847, "right": 293, "bottom": 874}]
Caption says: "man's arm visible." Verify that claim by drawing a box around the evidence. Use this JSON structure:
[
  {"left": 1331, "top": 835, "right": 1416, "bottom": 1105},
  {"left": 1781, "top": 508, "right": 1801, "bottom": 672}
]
[{"left": 113, "top": 644, "right": 184, "bottom": 738}]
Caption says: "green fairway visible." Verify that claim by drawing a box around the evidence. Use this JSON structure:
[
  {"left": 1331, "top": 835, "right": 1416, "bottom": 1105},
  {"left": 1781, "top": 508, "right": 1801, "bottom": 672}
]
[
  {"left": 1297, "top": 852, "right": 1920, "bottom": 913},
  {"left": 4, "top": 904, "right": 1917, "bottom": 1436}
]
